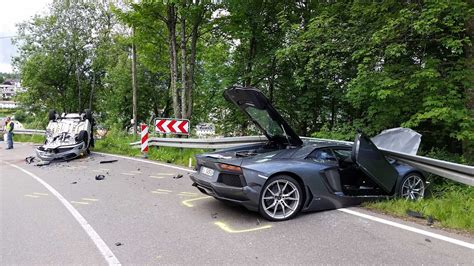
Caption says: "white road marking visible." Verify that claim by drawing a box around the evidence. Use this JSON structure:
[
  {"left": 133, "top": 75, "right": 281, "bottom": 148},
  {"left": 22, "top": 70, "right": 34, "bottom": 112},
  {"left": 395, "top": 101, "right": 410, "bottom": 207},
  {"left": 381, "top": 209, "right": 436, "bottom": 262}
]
[
  {"left": 149, "top": 175, "right": 166, "bottom": 179},
  {"left": 120, "top": 173, "right": 135, "bottom": 176},
  {"left": 33, "top": 192, "right": 49, "bottom": 196},
  {"left": 82, "top": 198, "right": 99, "bottom": 202},
  {"left": 94, "top": 151, "right": 474, "bottom": 250},
  {"left": 3, "top": 161, "right": 121, "bottom": 265},
  {"left": 24, "top": 194, "right": 40, "bottom": 198},
  {"left": 71, "top": 201, "right": 90, "bottom": 205},
  {"left": 338, "top": 208, "right": 474, "bottom": 250}
]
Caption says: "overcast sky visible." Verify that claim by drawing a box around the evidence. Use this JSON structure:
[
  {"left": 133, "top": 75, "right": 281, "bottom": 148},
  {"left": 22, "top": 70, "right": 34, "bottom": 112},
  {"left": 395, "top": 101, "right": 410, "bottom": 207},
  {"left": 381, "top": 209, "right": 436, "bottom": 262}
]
[{"left": 0, "top": 0, "right": 52, "bottom": 73}]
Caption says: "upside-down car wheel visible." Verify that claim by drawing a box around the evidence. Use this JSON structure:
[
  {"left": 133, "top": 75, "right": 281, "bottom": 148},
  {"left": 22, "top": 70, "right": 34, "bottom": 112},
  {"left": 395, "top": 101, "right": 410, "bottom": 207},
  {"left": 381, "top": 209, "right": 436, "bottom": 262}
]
[{"left": 259, "top": 175, "right": 303, "bottom": 221}]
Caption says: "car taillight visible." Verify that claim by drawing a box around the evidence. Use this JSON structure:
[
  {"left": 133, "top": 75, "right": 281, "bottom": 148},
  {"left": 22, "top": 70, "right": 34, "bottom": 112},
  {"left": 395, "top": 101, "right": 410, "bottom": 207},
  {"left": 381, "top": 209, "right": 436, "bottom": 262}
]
[{"left": 218, "top": 163, "right": 242, "bottom": 173}]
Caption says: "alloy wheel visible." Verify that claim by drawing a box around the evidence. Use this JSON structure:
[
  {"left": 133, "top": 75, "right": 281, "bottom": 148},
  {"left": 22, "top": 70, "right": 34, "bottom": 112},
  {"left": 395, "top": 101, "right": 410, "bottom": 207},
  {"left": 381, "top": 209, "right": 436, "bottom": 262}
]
[
  {"left": 261, "top": 179, "right": 300, "bottom": 220},
  {"left": 401, "top": 175, "right": 425, "bottom": 200}
]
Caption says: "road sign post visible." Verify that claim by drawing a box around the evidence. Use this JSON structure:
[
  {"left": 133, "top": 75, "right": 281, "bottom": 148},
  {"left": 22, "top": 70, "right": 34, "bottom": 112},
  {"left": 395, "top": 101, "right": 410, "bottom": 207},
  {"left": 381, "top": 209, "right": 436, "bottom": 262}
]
[{"left": 140, "top": 123, "right": 149, "bottom": 158}]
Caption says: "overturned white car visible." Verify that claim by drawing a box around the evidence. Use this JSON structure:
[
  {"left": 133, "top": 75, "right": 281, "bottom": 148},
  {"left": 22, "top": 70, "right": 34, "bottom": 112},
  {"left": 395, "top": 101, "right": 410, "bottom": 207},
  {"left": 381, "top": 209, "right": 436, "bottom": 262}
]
[{"left": 36, "top": 110, "right": 94, "bottom": 161}]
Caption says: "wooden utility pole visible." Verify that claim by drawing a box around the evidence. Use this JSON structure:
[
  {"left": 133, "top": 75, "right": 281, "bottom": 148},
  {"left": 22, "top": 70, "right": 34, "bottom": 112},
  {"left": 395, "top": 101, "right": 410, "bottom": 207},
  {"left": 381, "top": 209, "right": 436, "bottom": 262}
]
[{"left": 131, "top": 27, "right": 138, "bottom": 135}]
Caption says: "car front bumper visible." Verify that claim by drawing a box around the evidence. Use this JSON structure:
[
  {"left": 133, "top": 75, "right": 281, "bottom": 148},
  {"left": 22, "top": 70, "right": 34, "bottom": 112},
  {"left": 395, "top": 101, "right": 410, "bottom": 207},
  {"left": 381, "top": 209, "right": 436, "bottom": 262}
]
[{"left": 36, "top": 142, "right": 86, "bottom": 161}]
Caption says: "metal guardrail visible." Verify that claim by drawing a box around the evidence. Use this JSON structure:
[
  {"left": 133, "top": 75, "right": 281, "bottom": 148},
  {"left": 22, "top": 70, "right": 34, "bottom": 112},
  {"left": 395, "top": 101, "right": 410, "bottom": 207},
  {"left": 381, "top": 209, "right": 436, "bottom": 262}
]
[
  {"left": 9, "top": 129, "right": 46, "bottom": 135},
  {"left": 130, "top": 136, "right": 267, "bottom": 149},
  {"left": 130, "top": 135, "right": 473, "bottom": 186},
  {"left": 381, "top": 149, "right": 474, "bottom": 186}
]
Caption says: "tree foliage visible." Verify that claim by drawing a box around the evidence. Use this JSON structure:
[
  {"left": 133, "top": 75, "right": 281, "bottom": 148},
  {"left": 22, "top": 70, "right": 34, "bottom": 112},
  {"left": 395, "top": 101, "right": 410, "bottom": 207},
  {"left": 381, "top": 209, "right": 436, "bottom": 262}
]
[{"left": 13, "top": 0, "right": 474, "bottom": 154}]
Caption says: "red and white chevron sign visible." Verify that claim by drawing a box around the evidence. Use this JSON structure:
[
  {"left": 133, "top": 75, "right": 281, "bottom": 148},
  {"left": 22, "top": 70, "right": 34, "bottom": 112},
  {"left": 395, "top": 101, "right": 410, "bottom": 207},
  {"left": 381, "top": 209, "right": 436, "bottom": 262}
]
[{"left": 155, "top": 118, "right": 190, "bottom": 135}]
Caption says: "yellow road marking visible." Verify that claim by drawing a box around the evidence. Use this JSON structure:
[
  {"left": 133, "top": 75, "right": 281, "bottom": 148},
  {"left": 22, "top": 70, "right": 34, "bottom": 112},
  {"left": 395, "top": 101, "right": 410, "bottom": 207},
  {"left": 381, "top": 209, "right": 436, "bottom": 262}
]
[
  {"left": 155, "top": 189, "right": 172, "bottom": 192},
  {"left": 149, "top": 175, "right": 166, "bottom": 179},
  {"left": 70, "top": 201, "right": 89, "bottom": 205},
  {"left": 33, "top": 192, "right": 49, "bottom": 196},
  {"left": 155, "top": 173, "right": 175, "bottom": 176},
  {"left": 121, "top": 173, "right": 135, "bottom": 176},
  {"left": 178, "top": 194, "right": 198, "bottom": 197},
  {"left": 24, "top": 194, "right": 40, "bottom": 198},
  {"left": 214, "top": 221, "right": 272, "bottom": 234},
  {"left": 82, "top": 198, "right": 99, "bottom": 202},
  {"left": 151, "top": 191, "right": 169, "bottom": 194},
  {"left": 179, "top": 192, "right": 199, "bottom": 195},
  {"left": 182, "top": 196, "right": 212, "bottom": 207}
]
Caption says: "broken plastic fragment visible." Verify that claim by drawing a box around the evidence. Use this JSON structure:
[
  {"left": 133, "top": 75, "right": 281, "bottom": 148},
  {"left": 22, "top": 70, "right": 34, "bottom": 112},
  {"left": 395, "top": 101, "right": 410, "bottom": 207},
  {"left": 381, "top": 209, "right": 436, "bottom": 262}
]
[
  {"left": 100, "top": 159, "right": 118, "bottom": 164},
  {"left": 173, "top": 174, "right": 183, "bottom": 179},
  {"left": 406, "top": 210, "right": 424, "bottom": 219},
  {"left": 25, "top": 156, "right": 35, "bottom": 164},
  {"left": 95, "top": 175, "right": 105, "bottom": 180}
]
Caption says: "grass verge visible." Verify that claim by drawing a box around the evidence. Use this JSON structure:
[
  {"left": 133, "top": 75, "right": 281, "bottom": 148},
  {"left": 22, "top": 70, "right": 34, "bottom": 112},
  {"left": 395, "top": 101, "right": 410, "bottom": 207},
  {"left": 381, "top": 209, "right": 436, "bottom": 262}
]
[
  {"left": 364, "top": 180, "right": 473, "bottom": 234},
  {"left": 11, "top": 133, "right": 45, "bottom": 144},
  {"left": 93, "top": 129, "right": 207, "bottom": 167}
]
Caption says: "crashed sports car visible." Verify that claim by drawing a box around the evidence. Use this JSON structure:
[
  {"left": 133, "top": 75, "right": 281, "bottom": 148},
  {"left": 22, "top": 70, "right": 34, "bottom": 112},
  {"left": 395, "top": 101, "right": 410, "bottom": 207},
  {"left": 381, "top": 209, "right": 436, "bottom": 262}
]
[
  {"left": 190, "top": 87, "right": 426, "bottom": 221},
  {"left": 36, "top": 110, "right": 94, "bottom": 161}
]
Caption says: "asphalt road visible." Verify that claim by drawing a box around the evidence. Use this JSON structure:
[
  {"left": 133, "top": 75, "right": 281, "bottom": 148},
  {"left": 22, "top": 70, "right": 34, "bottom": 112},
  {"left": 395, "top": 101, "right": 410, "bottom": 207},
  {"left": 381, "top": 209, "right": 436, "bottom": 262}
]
[{"left": 1, "top": 143, "right": 473, "bottom": 264}]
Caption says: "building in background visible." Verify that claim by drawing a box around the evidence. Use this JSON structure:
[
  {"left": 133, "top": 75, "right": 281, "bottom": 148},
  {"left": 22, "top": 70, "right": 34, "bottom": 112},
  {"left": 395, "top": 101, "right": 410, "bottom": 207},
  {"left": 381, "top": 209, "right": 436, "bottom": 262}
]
[
  {"left": 1, "top": 80, "right": 26, "bottom": 100},
  {"left": 0, "top": 100, "right": 18, "bottom": 109}
]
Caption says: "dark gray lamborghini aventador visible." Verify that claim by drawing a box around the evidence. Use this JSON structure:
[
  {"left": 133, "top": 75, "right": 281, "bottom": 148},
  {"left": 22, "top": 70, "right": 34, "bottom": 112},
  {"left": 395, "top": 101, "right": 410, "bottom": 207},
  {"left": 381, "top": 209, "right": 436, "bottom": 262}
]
[{"left": 190, "top": 86, "right": 426, "bottom": 221}]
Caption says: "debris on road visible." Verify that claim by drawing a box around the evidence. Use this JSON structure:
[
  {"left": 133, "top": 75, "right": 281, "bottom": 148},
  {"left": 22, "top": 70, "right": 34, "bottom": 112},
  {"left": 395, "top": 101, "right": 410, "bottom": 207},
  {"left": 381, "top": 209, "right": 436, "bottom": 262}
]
[
  {"left": 406, "top": 210, "right": 424, "bottom": 219},
  {"left": 256, "top": 218, "right": 261, "bottom": 225},
  {"left": 173, "top": 174, "right": 183, "bottom": 179},
  {"left": 211, "top": 212, "right": 218, "bottom": 219},
  {"left": 71, "top": 181, "right": 77, "bottom": 184},
  {"left": 95, "top": 175, "right": 105, "bottom": 181},
  {"left": 100, "top": 159, "right": 118, "bottom": 164},
  {"left": 25, "top": 156, "right": 36, "bottom": 164},
  {"left": 406, "top": 210, "right": 436, "bottom": 226},
  {"left": 36, "top": 161, "right": 51, "bottom": 167},
  {"left": 427, "top": 215, "right": 434, "bottom": 226},
  {"left": 115, "top": 242, "right": 123, "bottom": 246}
]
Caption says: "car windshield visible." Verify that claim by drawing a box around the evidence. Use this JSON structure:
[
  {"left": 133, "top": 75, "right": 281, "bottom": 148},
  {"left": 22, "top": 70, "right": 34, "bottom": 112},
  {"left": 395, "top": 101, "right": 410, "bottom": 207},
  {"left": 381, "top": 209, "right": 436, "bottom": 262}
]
[{"left": 245, "top": 106, "right": 284, "bottom": 138}]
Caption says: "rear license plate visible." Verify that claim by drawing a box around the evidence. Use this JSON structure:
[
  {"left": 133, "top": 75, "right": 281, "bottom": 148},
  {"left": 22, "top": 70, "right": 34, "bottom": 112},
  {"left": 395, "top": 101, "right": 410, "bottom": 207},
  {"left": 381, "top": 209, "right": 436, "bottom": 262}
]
[{"left": 200, "top": 166, "right": 214, "bottom": 177}]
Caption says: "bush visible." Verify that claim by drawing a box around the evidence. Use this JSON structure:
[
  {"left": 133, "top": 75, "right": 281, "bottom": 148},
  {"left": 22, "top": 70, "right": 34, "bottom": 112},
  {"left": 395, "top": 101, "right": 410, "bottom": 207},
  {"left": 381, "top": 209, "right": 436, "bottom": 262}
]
[
  {"left": 13, "top": 110, "right": 27, "bottom": 122},
  {"left": 311, "top": 124, "right": 356, "bottom": 141}
]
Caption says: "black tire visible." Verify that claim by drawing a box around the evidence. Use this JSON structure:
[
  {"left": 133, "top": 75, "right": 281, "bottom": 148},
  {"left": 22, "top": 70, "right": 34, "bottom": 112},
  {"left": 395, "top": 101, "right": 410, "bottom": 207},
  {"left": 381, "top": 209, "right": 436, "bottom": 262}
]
[
  {"left": 259, "top": 175, "right": 304, "bottom": 221},
  {"left": 77, "top": 130, "right": 89, "bottom": 148},
  {"left": 48, "top": 110, "right": 57, "bottom": 121},
  {"left": 84, "top": 109, "right": 93, "bottom": 122},
  {"left": 398, "top": 173, "right": 425, "bottom": 200}
]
